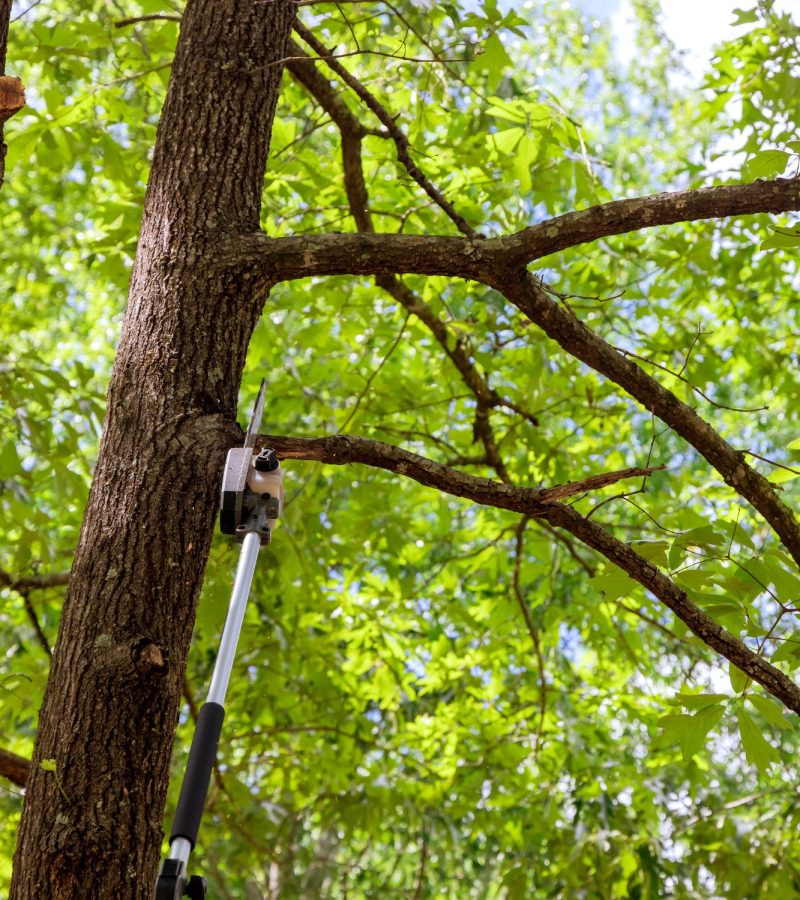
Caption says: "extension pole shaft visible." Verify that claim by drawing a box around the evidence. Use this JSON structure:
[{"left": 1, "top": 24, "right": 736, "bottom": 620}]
[
  {"left": 167, "top": 530, "right": 261, "bottom": 859},
  {"left": 206, "top": 530, "right": 261, "bottom": 704}
]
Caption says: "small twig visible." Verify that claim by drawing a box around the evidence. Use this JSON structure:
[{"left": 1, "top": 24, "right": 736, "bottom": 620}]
[
  {"left": 20, "top": 591, "right": 51, "bottom": 657},
  {"left": 113, "top": 13, "right": 181, "bottom": 28},
  {"left": 743, "top": 449, "right": 800, "bottom": 476},
  {"left": 338, "top": 313, "right": 409, "bottom": 433},
  {"left": 538, "top": 464, "right": 665, "bottom": 503},
  {"left": 615, "top": 346, "right": 767, "bottom": 413}
]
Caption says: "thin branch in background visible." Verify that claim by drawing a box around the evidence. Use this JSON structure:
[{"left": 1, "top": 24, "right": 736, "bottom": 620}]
[
  {"left": 263, "top": 47, "right": 472, "bottom": 69},
  {"left": 0, "top": 568, "right": 67, "bottom": 656},
  {"left": 411, "top": 830, "right": 428, "bottom": 900},
  {"left": 113, "top": 13, "right": 182, "bottom": 28},
  {"left": 338, "top": 313, "right": 409, "bottom": 433},
  {"left": 744, "top": 449, "right": 800, "bottom": 476},
  {"left": 614, "top": 345, "right": 768, "bottom": 413},
  {"left": 10, "top": 0, "right": 44, "bottom": 23},
  {"left": 472, "top": 399, "right": 510, "bottom": 483},
  {"left": 0, "top": 746, "right": 30, "bottom": 788},
  {"left": 20, "top": 592, "right": 51, "bottom": 657},
  {"left": 293, "top": 19, "right": 478, "bottom": 237},
  {"left": 0, "top": 568, "right": 70, "bottom": 592},
  {"left": 512, "top": 518, "right": 547, "bottom": 751},
  {"left": 534, "top": 519, "right": 595, "bottom": 576},
  {"left": 615, "top": 600, "right": 687, "bottom": 643},
  {"left": 182, "top": 676, "right": 200, "bottom": 722},
  {"left": 676, "top": 328, "right": 707, "bottom": 378}
]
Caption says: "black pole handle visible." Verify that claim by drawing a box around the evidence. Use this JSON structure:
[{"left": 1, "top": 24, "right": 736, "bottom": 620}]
[{"left": 169, "top": 702, "right": 225, "bottom": 847}]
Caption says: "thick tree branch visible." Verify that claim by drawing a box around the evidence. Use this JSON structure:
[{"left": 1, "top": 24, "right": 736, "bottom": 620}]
[
  {"left": 497, "top": 178, "right": 800, "bottom": 264},
  {"left": 232, "top": 230, "right": 491, "bottom": 280},
  {"left": 235, "top": 175, "right": 800, "bottom": 280},
  {"left": 261, "top": 432, "right": 659, "bottom": 506},
  {"left": 259, "top": 432, "right": 800, "bottom": 714},
  {"left": 494, "top": 270, "right": 800, "bottom": 569},
  {"left": 0, "top": 747, "right": 29, "bottom": 788},
  {"left": 234, "top": 212, "right": 800, "bottom": 575}
]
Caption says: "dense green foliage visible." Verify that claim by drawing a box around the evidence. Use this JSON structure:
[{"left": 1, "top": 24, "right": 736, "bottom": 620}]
[{"left": 3, "top": 0, "right": 800, "bottom": 896}]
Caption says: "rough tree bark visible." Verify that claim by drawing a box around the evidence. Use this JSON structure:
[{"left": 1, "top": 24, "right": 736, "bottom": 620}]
[
  {"left": 0, "top": 0, "right": 10, "bottom": 186},
  {"left": 0, "top": 0, "right": 26, "bottom": 188},
  {"left": 10, "top": 1, "right": 295, "bottom": 897}
]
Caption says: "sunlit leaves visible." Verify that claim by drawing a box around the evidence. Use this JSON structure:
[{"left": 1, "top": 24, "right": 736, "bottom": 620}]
[
  {"left": 742, "top": 148, "right": 790, "bottom": 179},
  {"left": 737, "top": 707, "right": 780, "bottom": 772}
]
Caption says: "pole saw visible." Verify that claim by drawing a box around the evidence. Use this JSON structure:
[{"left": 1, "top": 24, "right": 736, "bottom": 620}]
[{"left": 155, "top": 380, "right": 283, "bottom": 900}]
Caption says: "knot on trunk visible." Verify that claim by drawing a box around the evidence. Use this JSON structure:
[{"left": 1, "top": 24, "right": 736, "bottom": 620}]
[
  {"left": 93, "top": 634, "right": 169, "bottom": 681},
  {"left": 132, "top": 638, "right": 168, "bottom": 678},
  {"left": 0, "top": 76, "right": 25, "bottom": 125}
]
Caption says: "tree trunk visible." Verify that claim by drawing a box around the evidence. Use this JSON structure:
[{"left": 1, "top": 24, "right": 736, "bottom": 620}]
[
  {"left": 1, "top": 0, "right": 12, "bottom": 187},
  {"left": 10, "top": 2, "right": 295, "bottom": 897}
]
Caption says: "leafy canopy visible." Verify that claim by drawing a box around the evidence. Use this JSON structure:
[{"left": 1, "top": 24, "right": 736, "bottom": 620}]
[{"left": 2, "top": 0, "right": 800, "bottom": 896}]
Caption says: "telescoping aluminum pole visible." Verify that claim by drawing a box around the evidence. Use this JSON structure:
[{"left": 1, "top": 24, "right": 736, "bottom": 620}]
[{"left": 155, "top": 382, "right": 284, "bottom": 900}]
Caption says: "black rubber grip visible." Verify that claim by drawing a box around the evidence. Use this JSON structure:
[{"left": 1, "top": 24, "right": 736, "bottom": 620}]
[{"left": 170, "top": 702, "right": 225, "bottom": 848}]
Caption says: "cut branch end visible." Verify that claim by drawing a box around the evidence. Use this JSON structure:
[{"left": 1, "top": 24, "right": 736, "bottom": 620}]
[{"left": 0, "top": 75, "right": 25, "bottom": 124}]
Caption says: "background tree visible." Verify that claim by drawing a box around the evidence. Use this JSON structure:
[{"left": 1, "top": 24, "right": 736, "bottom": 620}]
[{"left": 2, "top": 0, "right": 800, "bottom": 896}]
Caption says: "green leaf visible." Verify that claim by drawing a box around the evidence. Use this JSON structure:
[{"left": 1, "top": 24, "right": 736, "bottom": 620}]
[
  {"left": 589, "top": 567, "right": 638, "bottom": 602},
  {"left": 748, "top": 695, "right": 790, "bottom": 730},
  {"left": 731, "top": 7, "right": 759, "bottom": 25},
  {"left": 729, "top": 662, "right": 749, "bottom": 694},
  {"left": 743, "top": 149, "right": 790, "bottom": 180},
  {"left": 671, "top": 693, "right": 728, "bottom": 710},
  {"left": 658, "top": 705, "right": 725, "bottom": 760},
  {"left": 768, "top": 468, "right": 800, "bottom": 485},
  {"left": 771, "top": 638, "right": 800, "bottom": 669},
  {"left": 478, "top": 33, "right": 512, "bottom": 92},
  {"left": 737, "top": 708, "right": 780, "bottom": 772},
  {"left": 489, "top": 126, "right": 524, "bottom": 156},
  {"left": 761, "top": 228, "right": 800, "bottom": 251},
  {"left": 40, "top": 758, "right": 57, "bottom": 773}
]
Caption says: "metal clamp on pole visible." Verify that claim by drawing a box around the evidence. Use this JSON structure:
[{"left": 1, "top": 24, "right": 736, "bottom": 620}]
[{"left": 155, "top": 381, "right": 283, "bottom": 900}]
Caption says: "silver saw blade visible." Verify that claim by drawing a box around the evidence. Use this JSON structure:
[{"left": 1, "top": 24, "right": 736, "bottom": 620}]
[{"left": 243, "top": 378, "right": 267, "bottom": 449}]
